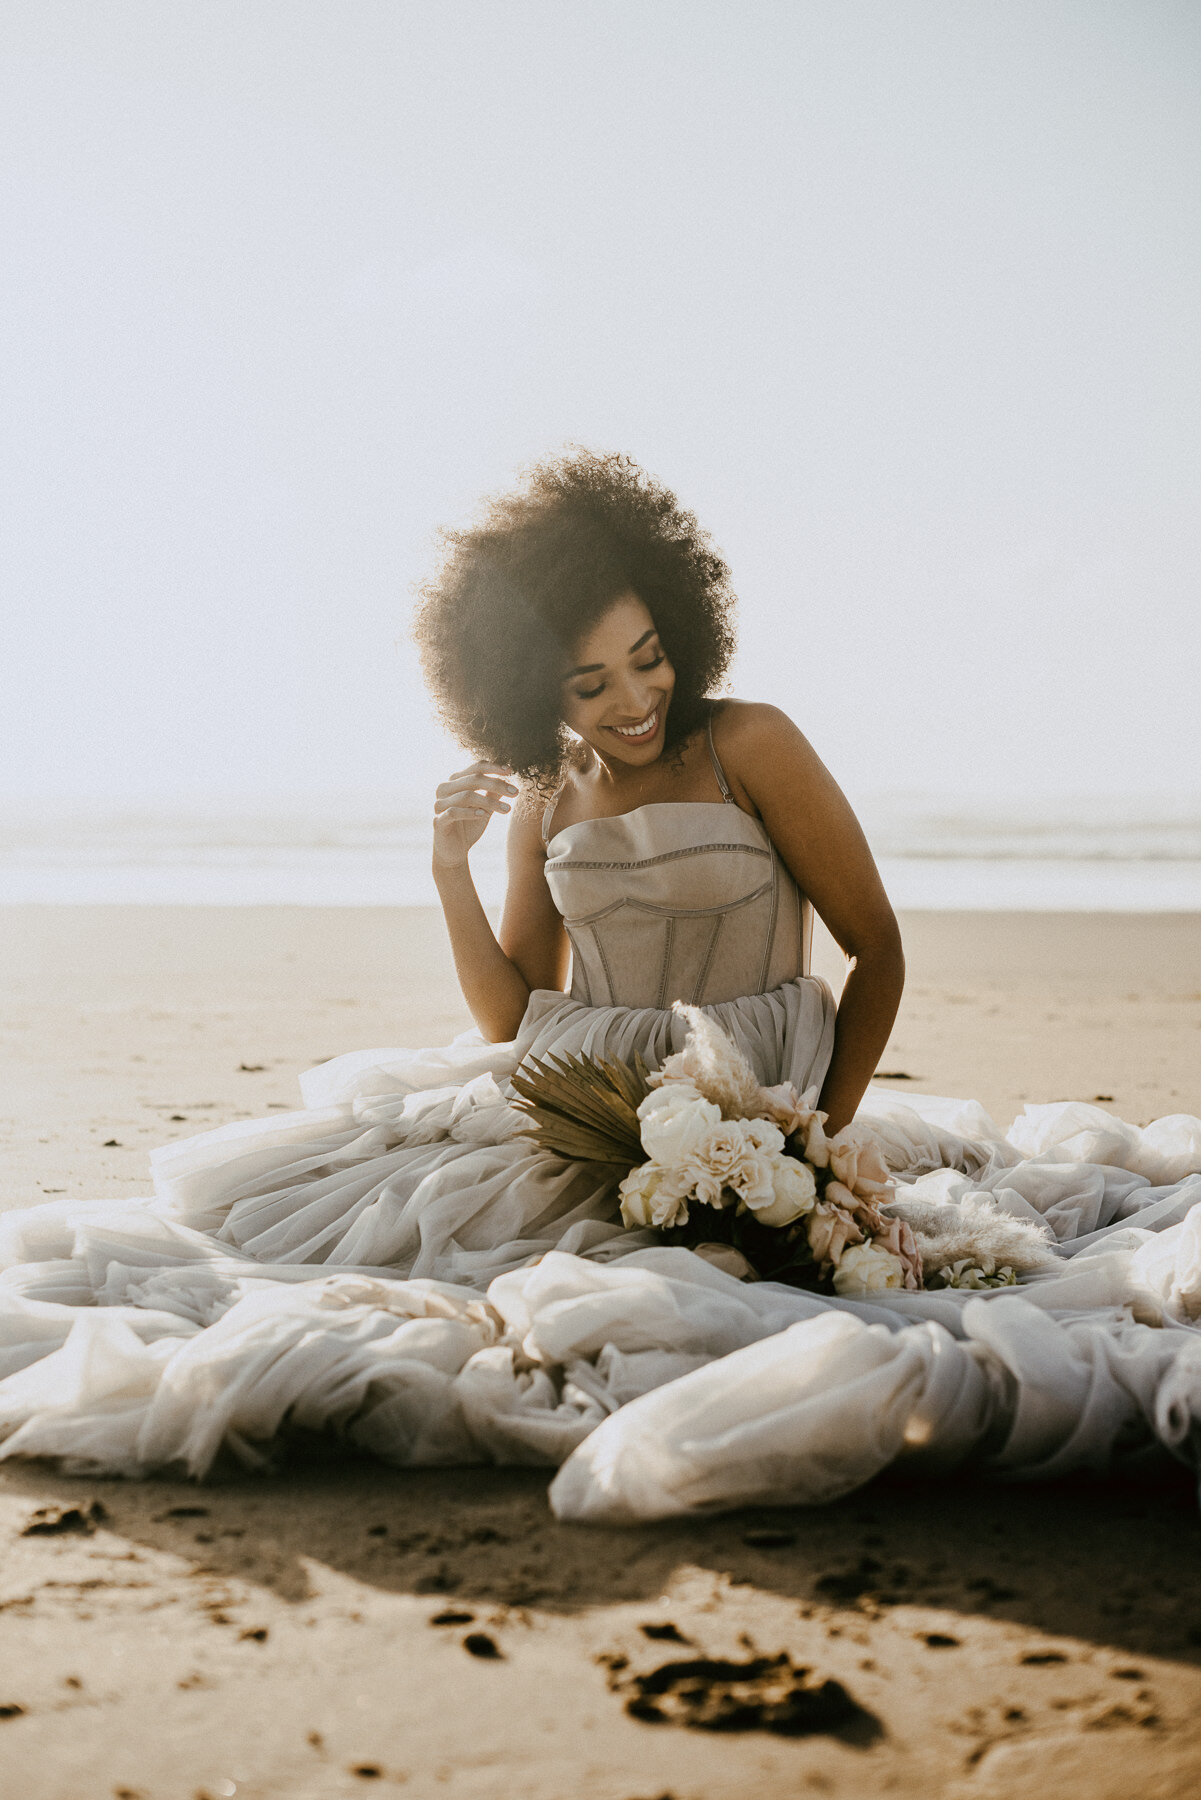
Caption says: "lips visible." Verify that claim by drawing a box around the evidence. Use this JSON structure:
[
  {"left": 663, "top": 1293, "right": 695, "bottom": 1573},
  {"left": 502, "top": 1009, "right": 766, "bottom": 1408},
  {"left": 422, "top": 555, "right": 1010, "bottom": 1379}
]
[{"left": 609, "top": 708, "right": 660, "bottom": 743}]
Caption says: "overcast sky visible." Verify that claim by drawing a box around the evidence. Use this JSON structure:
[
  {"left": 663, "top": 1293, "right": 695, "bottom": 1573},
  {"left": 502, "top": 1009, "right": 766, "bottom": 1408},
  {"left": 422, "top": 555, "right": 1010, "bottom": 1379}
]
[{"left": 2, "top": 1, "right": 1199, "bottom": 810}]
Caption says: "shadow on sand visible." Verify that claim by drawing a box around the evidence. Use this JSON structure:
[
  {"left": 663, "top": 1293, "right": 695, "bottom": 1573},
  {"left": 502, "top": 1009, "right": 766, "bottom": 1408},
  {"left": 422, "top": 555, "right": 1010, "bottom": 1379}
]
[{"left": 2, "top": 1448, "right": 1199, "bottom": 1668}]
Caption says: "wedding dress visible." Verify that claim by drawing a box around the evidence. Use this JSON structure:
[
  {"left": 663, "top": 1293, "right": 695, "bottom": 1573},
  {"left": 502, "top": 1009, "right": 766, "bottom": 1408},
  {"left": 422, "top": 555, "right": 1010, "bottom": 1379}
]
[{"left": 3, "top": 737, "right": 1201, "bottom": 1520}]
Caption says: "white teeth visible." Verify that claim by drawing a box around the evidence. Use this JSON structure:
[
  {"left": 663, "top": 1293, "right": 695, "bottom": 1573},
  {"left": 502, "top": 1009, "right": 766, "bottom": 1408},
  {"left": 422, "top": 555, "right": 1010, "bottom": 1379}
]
[{"left": 612, "top": 711, "right": 658, "bottom": 739}]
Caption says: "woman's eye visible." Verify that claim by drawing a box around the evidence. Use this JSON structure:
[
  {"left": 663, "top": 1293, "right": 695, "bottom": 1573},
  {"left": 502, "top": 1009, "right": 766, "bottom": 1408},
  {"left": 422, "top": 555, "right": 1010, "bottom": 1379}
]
[{"left": 573, "top": 653, "right": 662, "bottom": 702}]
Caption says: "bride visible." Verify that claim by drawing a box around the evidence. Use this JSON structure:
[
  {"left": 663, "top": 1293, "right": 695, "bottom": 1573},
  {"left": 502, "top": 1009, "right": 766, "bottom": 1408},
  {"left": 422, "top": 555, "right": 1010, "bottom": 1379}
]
[
  {"left": 2, "top": 449, "right": 1201, "bottom": 1521},
  {"left": 421, "top": 449, "right": 901, "bottom": 1143}
]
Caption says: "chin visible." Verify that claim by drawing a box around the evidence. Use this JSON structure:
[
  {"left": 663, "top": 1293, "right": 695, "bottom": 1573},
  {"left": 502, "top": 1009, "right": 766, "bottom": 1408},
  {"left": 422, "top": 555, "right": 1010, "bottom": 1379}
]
[{"left": 601, "top": 701, "right": 670, "bottom": 762}]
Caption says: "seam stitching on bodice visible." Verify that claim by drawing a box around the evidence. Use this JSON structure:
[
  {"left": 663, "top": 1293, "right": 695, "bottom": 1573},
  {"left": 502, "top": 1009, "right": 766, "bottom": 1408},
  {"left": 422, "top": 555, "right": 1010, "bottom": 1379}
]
[
  {"left": 564, "top": 882, "right": 773, "bottom": 927},
  {"left": 654, "top": 916, "right": 676, "bottom": 1011},
  {"left": 795, "top": 877, "right": 808, "bottom": 978},
  {"left": 567, "top": 926, "right": 593, "bottom": 1006},
  {"left": 756, "top": 841, "right": 780, "bottom": 994},
  {"left": 543, "top": 798, "right": 771, "bottom": 859},
  {"left": 591, "top": 923, "right": 617, "bottom": 1007},
  {"left": 550, "top": 843, "right": 771, "bottom": 874},
  {"left": 690, "top": 914, "right": 723, "bottom": 1005}
]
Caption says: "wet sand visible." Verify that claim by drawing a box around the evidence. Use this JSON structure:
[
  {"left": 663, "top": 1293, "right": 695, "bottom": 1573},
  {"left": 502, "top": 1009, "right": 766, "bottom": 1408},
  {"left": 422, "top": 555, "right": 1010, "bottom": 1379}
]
[{"left": 2, "top": 905, "right": 1200, "bottom": 1799}]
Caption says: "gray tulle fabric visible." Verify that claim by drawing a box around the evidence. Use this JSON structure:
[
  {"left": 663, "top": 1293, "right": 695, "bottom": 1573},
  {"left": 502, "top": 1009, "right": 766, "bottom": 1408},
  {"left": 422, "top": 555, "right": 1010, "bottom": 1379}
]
[{"left": 2, "top": 799, "right": 1201, "bottom": 1522}]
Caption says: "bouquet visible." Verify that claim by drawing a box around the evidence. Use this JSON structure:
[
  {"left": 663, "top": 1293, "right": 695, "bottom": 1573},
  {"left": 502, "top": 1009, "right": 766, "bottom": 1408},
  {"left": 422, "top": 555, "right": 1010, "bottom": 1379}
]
[{"left": 511, "top": 1003, "right": 924, "bottom": 1297}]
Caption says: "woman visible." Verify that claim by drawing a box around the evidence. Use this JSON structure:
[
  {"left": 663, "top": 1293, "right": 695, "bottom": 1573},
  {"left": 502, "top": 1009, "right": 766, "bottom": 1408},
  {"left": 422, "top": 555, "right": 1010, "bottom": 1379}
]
[
  {"left": 419, "top": 449, "right": 903, "bottom": 1138},
  {"left": 129, "top": 452, "right": 892, "bottom": 1283},
  {"left": 2, "top": 450, "right": 1200, "bottom": 1516}
]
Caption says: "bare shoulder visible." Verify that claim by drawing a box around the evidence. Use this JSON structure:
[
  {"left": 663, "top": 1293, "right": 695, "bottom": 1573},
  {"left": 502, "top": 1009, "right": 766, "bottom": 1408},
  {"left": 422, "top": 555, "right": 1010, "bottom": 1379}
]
[
  {"left": 509, "top": 743, "right": 590, "bottom": 857},
  {"left": 710, "top": 697, "right": 809, "bottom": 751},
  {"left": 532, "top": 740, "right": 592, "bottom": 839},
  {"left": 708, "top": 699, "right": 825, "bottom": 798},
  {"left": 711, "top": 698, "right": 896, "bottom": 948}
]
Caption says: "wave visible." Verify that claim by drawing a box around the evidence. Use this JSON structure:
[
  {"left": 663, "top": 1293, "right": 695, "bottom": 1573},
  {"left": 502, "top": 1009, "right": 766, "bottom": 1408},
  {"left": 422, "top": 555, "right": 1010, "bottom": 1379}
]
[{"left": 2, "top": 799, "right": 1199, "bottom": 909}]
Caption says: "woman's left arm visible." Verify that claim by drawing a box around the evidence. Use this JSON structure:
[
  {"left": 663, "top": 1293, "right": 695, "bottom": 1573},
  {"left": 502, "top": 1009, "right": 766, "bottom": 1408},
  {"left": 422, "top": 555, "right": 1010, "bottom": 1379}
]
[{"left": 718, "top": 702, "right": 905, "bottom": 1135}]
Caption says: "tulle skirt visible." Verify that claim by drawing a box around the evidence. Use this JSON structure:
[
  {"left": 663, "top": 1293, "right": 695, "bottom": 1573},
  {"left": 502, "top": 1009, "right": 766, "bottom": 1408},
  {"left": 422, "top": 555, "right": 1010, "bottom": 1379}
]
[{"left": 3, "top": 977, "right": 1201, "bottom": 1522}]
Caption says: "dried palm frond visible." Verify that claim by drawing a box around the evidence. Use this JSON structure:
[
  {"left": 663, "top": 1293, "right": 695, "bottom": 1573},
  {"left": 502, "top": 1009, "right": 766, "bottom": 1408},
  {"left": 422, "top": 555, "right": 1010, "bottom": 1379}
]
[{"left": 510, "top": 1049, "right": 653, "bottom": 1166}]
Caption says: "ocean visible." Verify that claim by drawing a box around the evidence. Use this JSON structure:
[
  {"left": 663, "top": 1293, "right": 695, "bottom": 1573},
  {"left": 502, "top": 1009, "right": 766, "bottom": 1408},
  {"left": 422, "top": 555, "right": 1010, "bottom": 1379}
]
[{"left": 2, "top": 798, "right": 1199, "bottom": 910}]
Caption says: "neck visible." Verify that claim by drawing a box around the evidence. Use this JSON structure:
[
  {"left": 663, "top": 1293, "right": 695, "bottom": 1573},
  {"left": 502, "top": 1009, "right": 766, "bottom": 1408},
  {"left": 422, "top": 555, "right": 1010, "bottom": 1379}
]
[{"left": 583, "top": 743, "right": 664, "bottom": 795}]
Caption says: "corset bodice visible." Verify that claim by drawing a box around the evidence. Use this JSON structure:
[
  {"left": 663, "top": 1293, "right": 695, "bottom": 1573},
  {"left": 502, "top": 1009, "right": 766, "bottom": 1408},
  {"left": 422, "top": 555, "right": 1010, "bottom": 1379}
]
[{"left": 543, "top": 801, "right": 812, "bottom": 1011}]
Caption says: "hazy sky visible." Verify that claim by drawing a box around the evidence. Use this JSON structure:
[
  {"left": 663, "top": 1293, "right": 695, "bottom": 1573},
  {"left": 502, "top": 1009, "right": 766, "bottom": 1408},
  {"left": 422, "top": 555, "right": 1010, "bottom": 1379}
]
[{"left": 3, "top": 1, "right": 1199, "bottom": 809}]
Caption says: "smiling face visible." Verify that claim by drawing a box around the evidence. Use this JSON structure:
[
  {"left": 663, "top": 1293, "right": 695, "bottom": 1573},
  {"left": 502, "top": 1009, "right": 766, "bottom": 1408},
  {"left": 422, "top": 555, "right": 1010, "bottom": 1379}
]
[{"left": 559, "top": 591, "right": 676, "bottom": 769}]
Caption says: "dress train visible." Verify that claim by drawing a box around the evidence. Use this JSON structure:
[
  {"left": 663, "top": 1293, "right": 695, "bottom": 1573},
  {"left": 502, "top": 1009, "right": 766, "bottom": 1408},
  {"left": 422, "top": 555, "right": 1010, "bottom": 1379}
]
[{"left": 2, "top": 1014, "right": 1200, "bottom": 1522}]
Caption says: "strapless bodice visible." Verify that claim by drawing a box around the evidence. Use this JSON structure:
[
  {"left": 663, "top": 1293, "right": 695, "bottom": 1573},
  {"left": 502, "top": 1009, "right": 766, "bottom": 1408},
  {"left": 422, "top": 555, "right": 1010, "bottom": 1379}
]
[{"left": 543, "top": 801, "right": 812, "bottom": 1010}]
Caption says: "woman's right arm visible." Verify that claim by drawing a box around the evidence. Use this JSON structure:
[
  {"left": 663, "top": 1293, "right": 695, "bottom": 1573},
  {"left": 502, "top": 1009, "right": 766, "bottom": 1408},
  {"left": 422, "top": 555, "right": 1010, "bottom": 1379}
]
[{"left": 432, "top": 762, "right": 569, "bottom": 1041}]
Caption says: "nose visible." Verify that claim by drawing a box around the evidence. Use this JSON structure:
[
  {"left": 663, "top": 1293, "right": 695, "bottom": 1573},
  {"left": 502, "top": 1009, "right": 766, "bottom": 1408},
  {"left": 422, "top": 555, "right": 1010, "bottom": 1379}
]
[{"left": 611, "top": 672, "right": 657, "bottom": 719}]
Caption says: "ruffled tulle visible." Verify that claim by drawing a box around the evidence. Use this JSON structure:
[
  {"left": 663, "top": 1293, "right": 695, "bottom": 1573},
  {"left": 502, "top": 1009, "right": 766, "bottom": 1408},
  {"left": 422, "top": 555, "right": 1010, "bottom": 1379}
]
[
  {"left": 147, "top": 978, "right": 836, "bottom": 1284},
  {"left": 2, "top": 979, "right": 1201, "bottom": 1520}
]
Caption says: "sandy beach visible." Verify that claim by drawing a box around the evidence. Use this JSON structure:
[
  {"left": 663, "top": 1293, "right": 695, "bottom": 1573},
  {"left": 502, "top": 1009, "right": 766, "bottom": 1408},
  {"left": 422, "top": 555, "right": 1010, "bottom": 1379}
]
[{"left": 2, "top": 904, "right": 1201, "bottom": 1800}]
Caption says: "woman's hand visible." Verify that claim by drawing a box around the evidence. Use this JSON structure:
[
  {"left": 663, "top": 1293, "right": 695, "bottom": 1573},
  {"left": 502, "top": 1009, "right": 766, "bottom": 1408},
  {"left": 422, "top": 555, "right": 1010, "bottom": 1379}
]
[
  {"left": 432, "top": 762, "right": 517, "bottom": 870},
  {"left": 430, "top": 765, "right": 557, "bottom": 1042}
]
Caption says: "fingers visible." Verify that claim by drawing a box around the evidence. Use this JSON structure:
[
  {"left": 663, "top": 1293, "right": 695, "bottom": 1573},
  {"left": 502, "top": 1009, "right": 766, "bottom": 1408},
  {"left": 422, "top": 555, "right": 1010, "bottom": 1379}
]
[
  {"left": 433, "top": 791, "right": 510, "bottom": 818},
  {"left": 446, "top": 764, "right": 514, "bottom": 787},
  {"left": 432, "top": 766, "right": 516, "bottom": 865},
  {"left": 434, "top": 769, "right": 517, "bottom": 828},
  {"left": 434, "top": 788, "right": 512, "bottom": 813},
  {"left": 449, "top": 761, "right": 514, "bottom": 784},
  {"left": 437, "top": 771, "right": 517, "bottom": 801}
]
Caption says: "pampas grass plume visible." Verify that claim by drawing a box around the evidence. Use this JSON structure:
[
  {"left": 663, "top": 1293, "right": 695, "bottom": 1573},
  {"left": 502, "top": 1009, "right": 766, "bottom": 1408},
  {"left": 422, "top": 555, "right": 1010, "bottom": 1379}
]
[{"left": 656, "top": 1003, "right": 765, "bottom": 1119}]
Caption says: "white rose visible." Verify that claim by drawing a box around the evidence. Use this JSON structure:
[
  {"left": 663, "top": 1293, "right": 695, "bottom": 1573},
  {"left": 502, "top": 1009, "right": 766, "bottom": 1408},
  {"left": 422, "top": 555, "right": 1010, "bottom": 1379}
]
[
  {"left": 741, "top": 1116, "right": 786, "bottom": 1157},
  {"left": 831, "top": 1241, "right": 906, "bottom": 1295},
  {"left": 663, "top": 1151, "right": 727, "bottom": 1209},
  {"left": 692, "top": 1120, "right": 775, "bottom": 1206},
  {"left": 618, "top": 1161, "right": 656, "bottom": 1227},
  {"left": 742, "top": 1153, "right": 817, "bottom": 1227},
  {"left": 618, "top": 1161, "right": 690, "bottom": 1230},
  {"left": 637, "top": 1084, "right": 722, "bottom": 1164}
]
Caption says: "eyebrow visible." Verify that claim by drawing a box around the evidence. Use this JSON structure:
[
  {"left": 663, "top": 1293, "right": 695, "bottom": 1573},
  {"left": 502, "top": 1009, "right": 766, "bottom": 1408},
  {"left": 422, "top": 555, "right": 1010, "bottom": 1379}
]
[{"left": 564, "top": 628, "right": 657, "bottom": 680}]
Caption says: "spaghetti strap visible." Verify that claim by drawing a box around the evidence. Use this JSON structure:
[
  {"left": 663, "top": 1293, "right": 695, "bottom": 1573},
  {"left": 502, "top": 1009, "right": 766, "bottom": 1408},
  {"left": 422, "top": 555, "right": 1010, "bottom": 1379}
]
[
  {"left": 706, "top": 713, "right": 735, "bottom": 802},
  {"left": 541, "top": 795, "right": 559, "bottom": 846}
]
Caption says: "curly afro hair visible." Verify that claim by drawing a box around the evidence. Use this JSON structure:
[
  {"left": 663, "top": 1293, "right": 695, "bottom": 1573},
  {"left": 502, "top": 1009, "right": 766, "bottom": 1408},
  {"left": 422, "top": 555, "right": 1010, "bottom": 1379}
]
[{"left": 413, "top": 449, "right": 737, "bottom": 785}]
